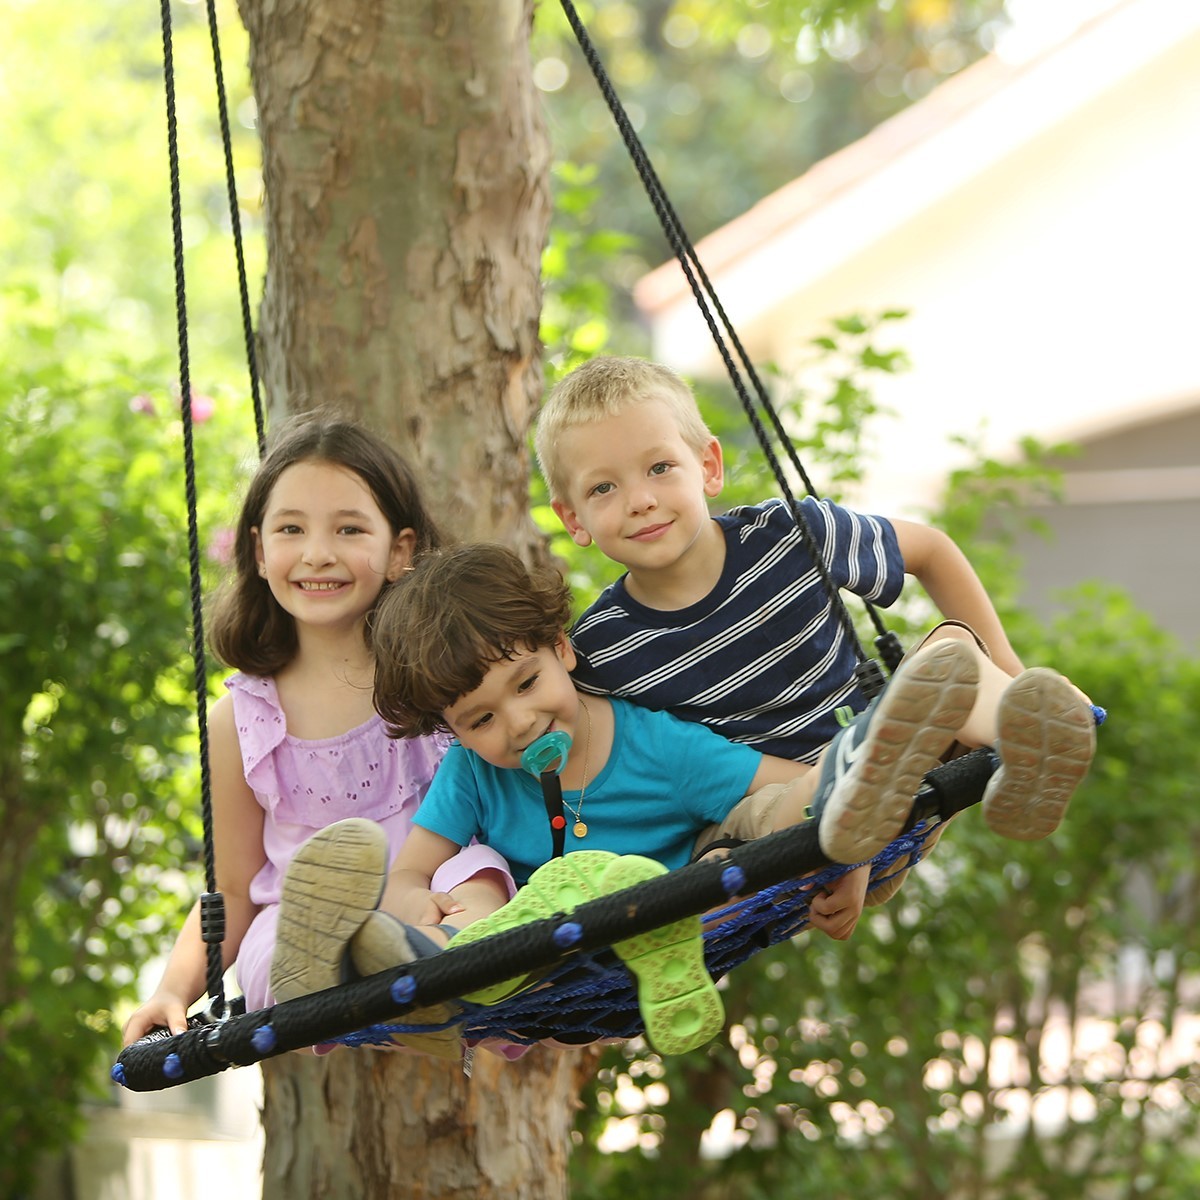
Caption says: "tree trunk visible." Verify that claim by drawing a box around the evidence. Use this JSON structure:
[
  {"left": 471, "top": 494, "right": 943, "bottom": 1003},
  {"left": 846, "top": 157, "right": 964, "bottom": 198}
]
[
  {"left": 236, "top": 0, "right": 578, "bottom": 1194},
  {"left": 260, "top": 1046, "right": 600, "bottom": 1199},
  {"left": 240, "top": 0, "right": 549, "bottom": 553}
]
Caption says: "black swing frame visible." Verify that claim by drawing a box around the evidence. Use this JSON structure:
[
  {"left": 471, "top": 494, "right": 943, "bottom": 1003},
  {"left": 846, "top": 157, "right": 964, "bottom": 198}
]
[{"left": 116, "top": 0, "right": 1003, "bottom": 1093}]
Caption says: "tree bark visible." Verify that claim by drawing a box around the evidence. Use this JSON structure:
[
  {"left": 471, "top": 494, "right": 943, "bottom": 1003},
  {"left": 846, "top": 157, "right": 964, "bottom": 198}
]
[
  {"left": 235, "top": 0, "right": 578, "bottom": 1194},
  {"left": 260, "top": 1046, "right": 600, "bottom": 1200},
  {"left": 239, "top": 0, "right": 549, "bottom": 551}
]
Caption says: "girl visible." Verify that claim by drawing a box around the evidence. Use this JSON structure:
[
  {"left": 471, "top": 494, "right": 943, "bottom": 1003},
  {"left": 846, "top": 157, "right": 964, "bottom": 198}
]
[{"left": 121, "top": 416, "right": 513, "bottom": 1050}]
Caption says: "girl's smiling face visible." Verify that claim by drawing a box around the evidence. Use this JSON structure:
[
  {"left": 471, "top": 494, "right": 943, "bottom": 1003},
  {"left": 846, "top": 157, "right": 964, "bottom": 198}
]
[{"left": 253, "top": 460, "right": 413, "bottom": 633}]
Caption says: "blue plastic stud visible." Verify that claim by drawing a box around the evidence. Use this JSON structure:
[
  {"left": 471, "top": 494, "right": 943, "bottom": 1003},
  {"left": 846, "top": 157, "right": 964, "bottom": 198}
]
[
  {"left": 521, "top": 731, "right": 572, "bottom": 778},
  {"left": 720, "top": 864, "right": 747, "bottom": 897},
  {"left": 163, "top": 1053, "right": 184, "bottom": 1081},
  {"left": 1091, "top": 704, "right": 1107, "bottom": 726},
  {"left": 251, "top": 1025, "right": 277, "bottom": 1054},
  {"left": 553, "top": 920, "right": 583, "bottom": 949},
  {"left": 110, "top": 1063, "right": 127, "bottom": 1087},
  {"left": 390, "top": 976, "right": 418, "bottom": 1005}
]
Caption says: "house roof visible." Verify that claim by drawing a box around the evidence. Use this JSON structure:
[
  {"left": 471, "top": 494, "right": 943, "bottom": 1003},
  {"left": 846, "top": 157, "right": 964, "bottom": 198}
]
[{"left": 634, "top": 0, "right": 1200, "bottom": 321}]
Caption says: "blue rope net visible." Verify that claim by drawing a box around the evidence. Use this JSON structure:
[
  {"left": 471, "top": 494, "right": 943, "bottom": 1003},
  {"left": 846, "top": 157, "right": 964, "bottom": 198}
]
[
  {"left": 114, "top": 793, "right": 966, "bottom": 1093},
  {"left": 338, "top": 821, "right": 936, "bottom": 1051}
]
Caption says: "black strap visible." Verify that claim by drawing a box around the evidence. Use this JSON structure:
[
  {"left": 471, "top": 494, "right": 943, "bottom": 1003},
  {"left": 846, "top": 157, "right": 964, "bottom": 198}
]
[
  {"left": 202, "top": 0, "right": 266, "bottom": 454},
  {"left": 159, "top": 0, "right": 267, "bottom": 1015},
  {"left": 159, "top": 0, "right": 224, "bottom": 1014},
  {"left": 540, "top": 773, "right": 567, "bottom": 859}
]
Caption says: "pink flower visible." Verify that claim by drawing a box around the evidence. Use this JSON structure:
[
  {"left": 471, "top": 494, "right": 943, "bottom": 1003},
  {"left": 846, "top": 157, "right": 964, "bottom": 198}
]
[
  {"left": 188, "top": 389, "right": 216, "bottom": 424},
  {"left": 206, "top": 527, "right": 236, "bottom": 565},
  {"left": 129, "top": 394, "right": 156, "bottom": 416}
]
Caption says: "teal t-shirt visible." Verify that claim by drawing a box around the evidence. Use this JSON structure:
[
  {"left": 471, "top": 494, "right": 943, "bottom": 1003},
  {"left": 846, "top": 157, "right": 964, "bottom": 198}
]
[{"left": 414, "top": 697, "right": 761, "bottom": 884}]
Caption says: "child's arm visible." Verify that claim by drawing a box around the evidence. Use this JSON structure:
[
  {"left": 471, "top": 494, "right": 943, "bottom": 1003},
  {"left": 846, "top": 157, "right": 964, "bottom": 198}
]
[
  {"left": 891, "top": 519, "right": 1024, "bottom": 675},
  {"left": 122, "top": 694, "right": 266, "bottom": 1045},
  {"left": 379, "top": 825, "right": 464, "bottom": 927}
]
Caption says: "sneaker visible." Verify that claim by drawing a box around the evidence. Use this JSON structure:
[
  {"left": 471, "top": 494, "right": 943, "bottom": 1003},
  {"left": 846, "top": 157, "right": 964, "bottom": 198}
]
[
  {"left": 813, "top": 638, "right": 980, "bottom": 864},
  {"left": 269, "top": 818, "right": 388, "bottom": 1004},
  {"left": 982, "top": 668, "right": 1095, "bottom": 841},
  {"left": 351, "top": 913, "right": 465, "bottom": 1061}
]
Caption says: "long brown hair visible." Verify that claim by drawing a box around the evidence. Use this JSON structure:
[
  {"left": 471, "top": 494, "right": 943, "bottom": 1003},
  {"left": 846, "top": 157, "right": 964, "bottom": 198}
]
[{"left": 208, "top": 414, "right": 444, "bottom": 676}]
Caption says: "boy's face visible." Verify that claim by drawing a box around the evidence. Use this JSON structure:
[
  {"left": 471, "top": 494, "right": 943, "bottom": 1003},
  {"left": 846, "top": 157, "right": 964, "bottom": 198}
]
[
  {"left": 550, "top": 398, "right": 723, "bottom": 575},
  {"left": 443, "top": 636, "right": 582, "bottom": 771}
]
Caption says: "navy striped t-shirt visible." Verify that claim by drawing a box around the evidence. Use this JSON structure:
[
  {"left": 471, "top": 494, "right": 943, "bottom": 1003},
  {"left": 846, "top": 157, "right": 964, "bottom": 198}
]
[{"left": 570, "top": 497, "right": 905, "bottom": 763}]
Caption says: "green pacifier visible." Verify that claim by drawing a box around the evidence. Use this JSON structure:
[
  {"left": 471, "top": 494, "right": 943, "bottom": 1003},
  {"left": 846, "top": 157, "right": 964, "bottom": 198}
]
[{"left": 520, "top": 730, "right": 572, "bottom": 777}]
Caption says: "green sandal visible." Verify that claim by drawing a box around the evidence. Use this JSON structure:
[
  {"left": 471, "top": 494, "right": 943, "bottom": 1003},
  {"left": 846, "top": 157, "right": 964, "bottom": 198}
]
[
  {"left": 602, "top": 854, "right": 725, "bottom": 1056},
  {"left": 447, "top": 851, "right": 725, "bottom": 1055},
  {"left": 446, "top": 850, "right": 620, "bottom": 1004}
]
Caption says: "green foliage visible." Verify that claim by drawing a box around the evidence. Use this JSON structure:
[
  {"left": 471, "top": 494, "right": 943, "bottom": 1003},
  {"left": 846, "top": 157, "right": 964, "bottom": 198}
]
[
  {"left": 0, "top": 306, "right": 253, "bottom": 1195},
  {"left": 533, "top": 0, "right": 1006, "bottom": 271},
  {"left": 0, "top": 1, "right": 259, "bottom": 1188}
]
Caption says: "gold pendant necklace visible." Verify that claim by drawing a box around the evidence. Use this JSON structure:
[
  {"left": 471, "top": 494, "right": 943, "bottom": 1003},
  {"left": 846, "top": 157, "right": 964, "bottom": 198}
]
[{"left": 563, "top": 698, "right": 593, "bottom": 838}]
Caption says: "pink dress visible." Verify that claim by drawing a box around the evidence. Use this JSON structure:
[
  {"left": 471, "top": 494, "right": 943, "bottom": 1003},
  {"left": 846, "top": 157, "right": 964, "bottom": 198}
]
[{"left": 228, "top": 673, "right": 515, "bottom": 1010}]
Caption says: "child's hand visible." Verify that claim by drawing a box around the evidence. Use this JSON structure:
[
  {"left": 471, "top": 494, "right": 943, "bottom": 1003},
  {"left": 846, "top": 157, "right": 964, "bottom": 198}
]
[
  {"left": 122, "top": 991, "right": 189, "bottom": 1046},
  {"left": 807, "top": 864, "right": 870, "bottom": 941},
  {"left": 392, "top": 888, "right": 465, "bottom": 928},
  {"left": 426, "top": 891, "right": 466, "bottom": 923}
]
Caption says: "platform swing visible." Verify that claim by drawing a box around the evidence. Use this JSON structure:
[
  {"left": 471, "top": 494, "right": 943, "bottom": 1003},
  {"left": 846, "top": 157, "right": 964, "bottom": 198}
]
[{"left": 113, "top": 0, "right": 1074, "bottom": 1093}]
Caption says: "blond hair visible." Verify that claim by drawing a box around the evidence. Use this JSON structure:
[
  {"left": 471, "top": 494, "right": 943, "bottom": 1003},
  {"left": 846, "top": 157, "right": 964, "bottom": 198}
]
[{"left": 534, "top": 356, "right": 713, "bottom": 501}]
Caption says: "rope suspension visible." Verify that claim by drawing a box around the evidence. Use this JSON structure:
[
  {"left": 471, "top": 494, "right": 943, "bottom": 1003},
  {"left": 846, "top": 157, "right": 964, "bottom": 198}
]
[{"left": 114, "top": 2, "right": 1058, "bottom": 1093}]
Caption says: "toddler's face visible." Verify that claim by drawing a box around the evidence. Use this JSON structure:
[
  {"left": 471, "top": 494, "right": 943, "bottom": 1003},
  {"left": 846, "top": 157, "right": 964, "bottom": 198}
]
[{"left": 443, "top": 636, "right": 582, "bottom": 771}]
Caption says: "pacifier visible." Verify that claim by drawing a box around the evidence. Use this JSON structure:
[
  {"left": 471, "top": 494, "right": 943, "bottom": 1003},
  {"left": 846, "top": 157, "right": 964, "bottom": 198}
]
[{"left": 520, "top": 730, "right": 572, "bottom": 777}]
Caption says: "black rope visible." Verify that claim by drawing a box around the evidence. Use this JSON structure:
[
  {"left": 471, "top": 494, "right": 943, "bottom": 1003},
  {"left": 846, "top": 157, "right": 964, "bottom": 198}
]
[
  {"left": 557, "top": 0, "right": 902, "bottom": 685},
  {"left": 203, "top": 0, "right": 265, "bottom": 455},
  {"left": 160, "top": 0, "right": 225, "bottom": 1014}
]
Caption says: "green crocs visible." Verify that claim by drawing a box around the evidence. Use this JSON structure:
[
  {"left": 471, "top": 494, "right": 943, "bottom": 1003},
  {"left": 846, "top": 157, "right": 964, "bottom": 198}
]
[
  {"left": 446, "top": 851, "right": 619, "bottom": 1004},
  {"left": 447, "top": 850, "right": 724, "bottom": 1056},
  {"left": 602, "top": 854, "right": 725, "bottom": 1056}
]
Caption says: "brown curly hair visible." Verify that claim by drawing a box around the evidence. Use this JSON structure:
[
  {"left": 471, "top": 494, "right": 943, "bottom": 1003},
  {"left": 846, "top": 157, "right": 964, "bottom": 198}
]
[{"left": 372, "top": 543, "right": 573, "bottom": 738}]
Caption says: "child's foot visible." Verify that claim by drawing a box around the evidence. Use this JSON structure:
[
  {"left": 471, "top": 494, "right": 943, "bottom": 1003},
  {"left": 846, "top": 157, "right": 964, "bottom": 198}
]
[
  {"left": 447, "top": 850, "right": 621, "bottom": 1004},
  {"left": 982, "top": 668, "right": 1095, "bottom": 841},
  {"left": 602, "top": 854, "right": 725, "bottom": 1056},
  {"left": 447, "top": 851, "right": 723, "bottom": 1056},
  {"left": 813, "top": 639, "right": 980, "bottom": 864},
  {"left": 269, "top": 818, "right": 388, "bottom": 1004},
  {"left": 350, "top": 913, "right": 465, "bottom": 1061}
]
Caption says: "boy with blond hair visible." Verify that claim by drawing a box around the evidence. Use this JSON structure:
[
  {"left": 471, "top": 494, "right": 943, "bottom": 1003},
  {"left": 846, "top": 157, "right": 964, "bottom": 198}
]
[{"left": 534, "top": 356, "right": 1095, "bottom": 883}]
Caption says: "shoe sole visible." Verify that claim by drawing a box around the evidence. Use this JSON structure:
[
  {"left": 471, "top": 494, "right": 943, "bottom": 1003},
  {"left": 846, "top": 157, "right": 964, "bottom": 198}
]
[
  {"left": 983, "top": 668, "right": 1095, "bottom": 841},
  {"left": 447, "top": 851, "right": 620, "bottom": 1004},
  {"left": 603, "top": 854, "right": 724, "bottom": 1056},
  {"left": 269, "top": 818, "right": 389, "bottom": 1004},
  {"left": 820, "top": 638, "right": 979, "bottom": 864}
]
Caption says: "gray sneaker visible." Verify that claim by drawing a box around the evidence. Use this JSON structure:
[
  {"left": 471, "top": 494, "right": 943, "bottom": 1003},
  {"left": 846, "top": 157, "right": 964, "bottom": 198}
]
[
  {"left": 982, "top": 668, "right": 1095, "bottom": 840},
  {"left": 812, "top": 639, "right": 980, "bottom": 864},
  {"left": 269, "top": 818, "right": 388, "bottom": 1004}
]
